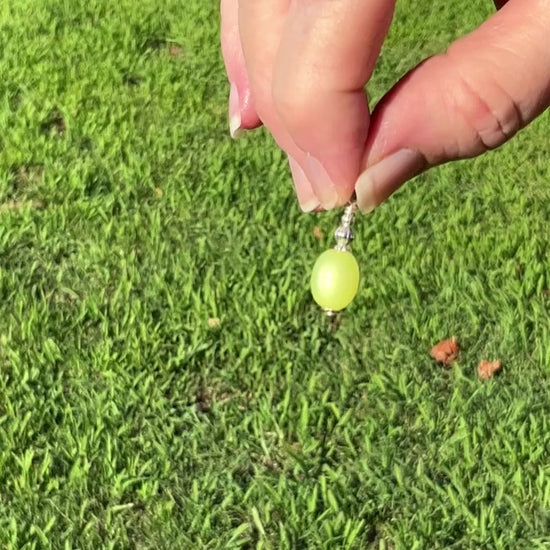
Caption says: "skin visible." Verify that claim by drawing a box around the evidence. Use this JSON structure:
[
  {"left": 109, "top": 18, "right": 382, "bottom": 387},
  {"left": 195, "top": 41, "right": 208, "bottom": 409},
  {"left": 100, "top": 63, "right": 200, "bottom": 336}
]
[{"left": 221, "top": 0, "right": 550, "bottom": 213}]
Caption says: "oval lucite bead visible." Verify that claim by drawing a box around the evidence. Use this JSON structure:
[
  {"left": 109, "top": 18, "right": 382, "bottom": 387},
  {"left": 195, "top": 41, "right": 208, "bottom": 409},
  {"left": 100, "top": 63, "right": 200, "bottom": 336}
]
[{"left": 310, "top": 249, "right": 360, "bottom": 311}]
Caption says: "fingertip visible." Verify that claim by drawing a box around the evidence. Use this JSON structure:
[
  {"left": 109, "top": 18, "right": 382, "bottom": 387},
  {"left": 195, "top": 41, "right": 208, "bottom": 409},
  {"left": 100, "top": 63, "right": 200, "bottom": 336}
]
[
  {"left": 288, "top": 156, "right": 320, "bottom": 213},
  {"left": 236, "top": 85, "right": 262, "bottom": 131},
  {"left": 304, "top": 154, "right": 354, "bottom": 211},
  {"left": 355, "top": 149, "right": 426, "bottom": 212},
  {"left": 221, "top": 0, "right": 261, "bottom": 136}
]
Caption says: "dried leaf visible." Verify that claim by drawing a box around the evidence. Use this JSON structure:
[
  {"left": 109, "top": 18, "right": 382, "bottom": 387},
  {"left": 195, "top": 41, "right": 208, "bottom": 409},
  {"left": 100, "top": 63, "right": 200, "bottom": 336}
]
[
  {"left": 478, "top": 360, "right": 501, "bottom": 380},
  {"left": 313, "top": 226, "right": 324, "bottom": 240},
  {"left": 430, "top": 337, "right": 459, "bottom": 366},
  {"left": 169, "top": 44, "right": 183, "bottom": 57},
  {"left": 154, "top": 187, "right": 163, "bottom": 197},
  {"left": 208, "top": 317, "right": 220, "bottom": 328}
]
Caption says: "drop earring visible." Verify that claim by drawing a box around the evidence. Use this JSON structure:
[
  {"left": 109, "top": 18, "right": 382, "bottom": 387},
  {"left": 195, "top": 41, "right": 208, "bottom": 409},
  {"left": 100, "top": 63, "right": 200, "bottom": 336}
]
[{"left": 310, "top": 200, "right": 360, "bottom": 316}]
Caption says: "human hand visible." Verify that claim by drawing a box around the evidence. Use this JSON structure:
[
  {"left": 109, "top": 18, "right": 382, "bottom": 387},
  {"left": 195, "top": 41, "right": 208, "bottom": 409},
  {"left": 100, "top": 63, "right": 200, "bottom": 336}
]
[{"left": 221, "top": 0, "right": 550, "bottom": 213}]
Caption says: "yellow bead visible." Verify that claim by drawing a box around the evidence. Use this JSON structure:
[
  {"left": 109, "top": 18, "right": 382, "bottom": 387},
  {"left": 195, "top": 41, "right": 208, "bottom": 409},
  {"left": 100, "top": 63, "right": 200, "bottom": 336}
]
[{"left": 310, "top": 249, "right": 360, "bottom": 311}]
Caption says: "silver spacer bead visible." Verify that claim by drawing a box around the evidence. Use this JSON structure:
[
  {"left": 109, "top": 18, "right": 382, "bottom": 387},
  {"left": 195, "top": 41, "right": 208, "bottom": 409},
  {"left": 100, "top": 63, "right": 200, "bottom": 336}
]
[{"left": 333, "top": 202, "right": 357, "bottom": 252}]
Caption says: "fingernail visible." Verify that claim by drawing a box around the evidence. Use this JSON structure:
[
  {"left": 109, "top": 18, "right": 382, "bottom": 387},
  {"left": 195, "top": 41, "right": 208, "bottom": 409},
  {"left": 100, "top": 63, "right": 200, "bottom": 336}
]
[
  {"left": 229, "top": 82, "right": 244, "bottom": 139},
  {"left": 288, "top": 156, "right": 320, "bottom": 213},
  {"left": 304, "top": 154, "right": 343, "bottom": 210},
  {"left": 355, "top": 149, "right": 426, "bottom": 213}
]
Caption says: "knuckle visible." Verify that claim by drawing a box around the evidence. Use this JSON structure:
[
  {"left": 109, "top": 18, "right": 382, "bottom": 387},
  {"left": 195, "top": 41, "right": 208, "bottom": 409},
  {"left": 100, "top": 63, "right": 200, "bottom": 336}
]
[{"left": 443, "top": 52, "right": 523, "bottom": 153}]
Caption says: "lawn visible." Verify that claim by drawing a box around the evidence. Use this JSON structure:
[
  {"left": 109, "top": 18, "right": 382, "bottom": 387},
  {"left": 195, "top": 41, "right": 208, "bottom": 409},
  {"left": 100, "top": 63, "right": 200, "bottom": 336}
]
[{"left": 1, "top": 0, "right": 550, "bottom": 548}]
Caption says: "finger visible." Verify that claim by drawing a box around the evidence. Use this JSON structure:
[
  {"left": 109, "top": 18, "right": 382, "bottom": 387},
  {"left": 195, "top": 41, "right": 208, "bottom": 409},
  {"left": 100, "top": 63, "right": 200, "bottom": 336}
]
[
  {"left": 238, "top": 0, "right": 289, "bottom": 138},
  {"left": 220, "top": 0, "right": 261, "bottom": 137},
  {"left": 355, "top": 0, "right": 550, "bottom": 212},
  {"left": 239, "top": 0, "right": 321, "bottom": 211},
  {"left": 271, "top": 0, "right": 396, "bottom": 209},
  {"left": 223, "top": 0, "right": 318, "bottom": 209}
]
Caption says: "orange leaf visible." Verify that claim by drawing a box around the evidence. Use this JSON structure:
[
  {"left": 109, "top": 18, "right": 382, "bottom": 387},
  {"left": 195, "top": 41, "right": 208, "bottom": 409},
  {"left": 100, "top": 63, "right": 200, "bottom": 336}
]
[
  {"left": 430, "top": 337, "right": 459, "bottom": 366},
  {"left": 478, "top": 360, "right": 501, "bottom": 380}
]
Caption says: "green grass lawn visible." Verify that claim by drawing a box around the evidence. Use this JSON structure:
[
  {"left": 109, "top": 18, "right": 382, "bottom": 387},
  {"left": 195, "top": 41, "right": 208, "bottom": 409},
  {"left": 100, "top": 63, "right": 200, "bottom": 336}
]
[{"left": 1, "top": 0, "right": 550, "bottom": 548}]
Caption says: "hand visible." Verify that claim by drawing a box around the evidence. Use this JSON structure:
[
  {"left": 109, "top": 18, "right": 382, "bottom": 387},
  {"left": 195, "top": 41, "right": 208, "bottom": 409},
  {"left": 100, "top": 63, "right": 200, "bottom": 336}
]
[{"left": 221, "top": 0, "right": 550, "bottom": 213}]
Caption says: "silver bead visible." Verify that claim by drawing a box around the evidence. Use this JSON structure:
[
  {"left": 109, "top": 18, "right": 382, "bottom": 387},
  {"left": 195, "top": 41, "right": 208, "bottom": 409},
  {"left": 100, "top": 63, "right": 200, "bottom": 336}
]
[
  {"left": 333, "top": 202, "right": 357, "bottom": 252},
  {"left": 334, "top": 226, "right": 354, "bottom": 246}
]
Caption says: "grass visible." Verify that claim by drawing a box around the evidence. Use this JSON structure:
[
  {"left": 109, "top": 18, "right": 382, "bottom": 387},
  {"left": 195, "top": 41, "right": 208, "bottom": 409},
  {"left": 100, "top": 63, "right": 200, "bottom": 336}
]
[{"left": 0, "top": 0, "right": 550, "bottom": 547}]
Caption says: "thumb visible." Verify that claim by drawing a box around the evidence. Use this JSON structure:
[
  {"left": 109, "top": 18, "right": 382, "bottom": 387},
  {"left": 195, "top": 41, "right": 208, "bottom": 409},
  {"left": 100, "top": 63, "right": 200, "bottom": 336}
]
[{"left": 355, "top": 0, "right": 550, "bottom": 213}]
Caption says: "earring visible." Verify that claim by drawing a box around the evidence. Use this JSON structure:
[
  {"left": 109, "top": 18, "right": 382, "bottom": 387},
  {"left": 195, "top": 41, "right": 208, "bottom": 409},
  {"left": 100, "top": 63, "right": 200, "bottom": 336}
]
[{"left": 310, "top": 200, "right": 360, "bottom": 316}]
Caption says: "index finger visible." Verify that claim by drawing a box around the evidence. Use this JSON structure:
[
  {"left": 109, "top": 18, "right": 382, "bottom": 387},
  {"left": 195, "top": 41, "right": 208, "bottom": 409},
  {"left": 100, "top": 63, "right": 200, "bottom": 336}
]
[{"left": 272, "top": 0, "right": 397, "bottom": 208}]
